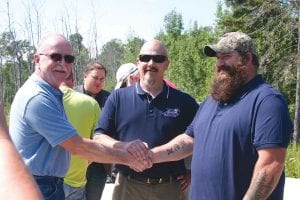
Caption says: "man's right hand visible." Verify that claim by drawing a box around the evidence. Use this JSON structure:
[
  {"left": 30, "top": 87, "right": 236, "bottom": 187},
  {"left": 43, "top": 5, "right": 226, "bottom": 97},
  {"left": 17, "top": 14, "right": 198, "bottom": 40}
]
[{"left": 122, "top": 139, "right": 153, "bottom": 172}]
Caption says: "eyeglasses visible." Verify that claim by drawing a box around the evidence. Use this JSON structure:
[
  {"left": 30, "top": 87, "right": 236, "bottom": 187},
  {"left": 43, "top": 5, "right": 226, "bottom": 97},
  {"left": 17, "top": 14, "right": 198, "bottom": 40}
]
[
  {"left": 39, "top": 53, "right": 75, "bottom": 64},
  {"left": 139, "top": 54, "right": 167, "bottom": 63}
]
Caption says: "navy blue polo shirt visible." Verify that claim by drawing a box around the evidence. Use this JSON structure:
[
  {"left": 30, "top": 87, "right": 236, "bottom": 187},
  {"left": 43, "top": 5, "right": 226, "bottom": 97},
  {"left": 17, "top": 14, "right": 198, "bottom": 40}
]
[
  {"left": 95, "top": 82, "right": 199, "bottom": 178},
  {"left": 186, "top": 75, "right": 293, "bottom": 200}
]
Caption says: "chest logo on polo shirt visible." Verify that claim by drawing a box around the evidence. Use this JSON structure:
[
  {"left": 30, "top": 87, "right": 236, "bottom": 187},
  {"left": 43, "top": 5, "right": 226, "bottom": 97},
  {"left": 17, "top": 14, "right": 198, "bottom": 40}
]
[{"left": 162, "top": 108, "right": 180, "bottom": 117}]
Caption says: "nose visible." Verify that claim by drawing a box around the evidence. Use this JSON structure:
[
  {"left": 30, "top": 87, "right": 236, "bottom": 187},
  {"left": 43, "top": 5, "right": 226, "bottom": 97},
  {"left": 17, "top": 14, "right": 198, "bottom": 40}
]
[
  {"left": 147, "top": 58, "right": 155, "bottom": 65},
  {"left": 216, "top": 59, "right": 225, "bottom": 68}
]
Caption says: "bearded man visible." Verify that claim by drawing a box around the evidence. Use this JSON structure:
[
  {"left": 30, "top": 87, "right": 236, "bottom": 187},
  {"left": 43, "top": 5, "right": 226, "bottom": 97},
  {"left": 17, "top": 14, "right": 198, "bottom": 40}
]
[{"left": 150, "top": 32, "right": 293, "bottom": 200}]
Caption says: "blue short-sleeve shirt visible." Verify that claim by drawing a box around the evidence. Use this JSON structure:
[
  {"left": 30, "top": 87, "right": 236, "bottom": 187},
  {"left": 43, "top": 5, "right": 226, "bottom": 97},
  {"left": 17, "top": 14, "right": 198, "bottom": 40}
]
[
  {"left": 9, "top": 74, "right": 77, "bottom": 177},
  {"left": 95, "top": 82, "right": 199, "bottom": 178},
  {"left": 186, "top": 75, "right": 293, "bottom": 200}
]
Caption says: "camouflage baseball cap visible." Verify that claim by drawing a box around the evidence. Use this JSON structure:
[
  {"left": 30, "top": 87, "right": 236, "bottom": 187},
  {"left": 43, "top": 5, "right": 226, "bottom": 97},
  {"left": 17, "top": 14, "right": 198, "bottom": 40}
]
[{"left": 204, "top": 31, "right": 257, "bottom": 57}]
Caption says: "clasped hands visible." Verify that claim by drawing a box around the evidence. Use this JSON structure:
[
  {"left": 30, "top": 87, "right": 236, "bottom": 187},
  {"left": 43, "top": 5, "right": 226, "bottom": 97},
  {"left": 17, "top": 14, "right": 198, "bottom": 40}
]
[{"left": 123, "top": 139, "right": 154, "bottom": 172}]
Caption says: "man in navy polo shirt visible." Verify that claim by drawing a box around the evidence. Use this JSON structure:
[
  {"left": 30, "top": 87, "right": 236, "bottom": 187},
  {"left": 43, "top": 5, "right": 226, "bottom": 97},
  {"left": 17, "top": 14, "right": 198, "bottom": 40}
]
[
  {"left": 94, "top": 39, "right": 199, "bottom": 200},
  {"left": 151, "top": 32, "right": 293, "bottom": 200}
]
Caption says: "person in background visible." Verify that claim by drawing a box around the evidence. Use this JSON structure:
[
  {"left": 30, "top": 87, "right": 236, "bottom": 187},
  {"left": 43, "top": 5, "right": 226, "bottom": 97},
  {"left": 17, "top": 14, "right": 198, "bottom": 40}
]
[
  {"left": 115, "top": 63, "right": 139, "bottom": 89},
  {"left": 75, "top": 61, "right": 110, "bottom": 200},
  {"left": 114, "top": 62, "right": 177, "bottom": 91},
  {"left": 9, "top": 34, "right": 151, "bottom": 200},
  {"left": 150, "top": 31, "right": 293, "bottom": 200},
  {"left": 0, "top": 101, "right": 42, "bottom": 200},
  {"left": 94, "top": 39, "right": 199, "bottom": 200},
  {"left": 60, "top": 71, "right": 100, "bottom": 200}
]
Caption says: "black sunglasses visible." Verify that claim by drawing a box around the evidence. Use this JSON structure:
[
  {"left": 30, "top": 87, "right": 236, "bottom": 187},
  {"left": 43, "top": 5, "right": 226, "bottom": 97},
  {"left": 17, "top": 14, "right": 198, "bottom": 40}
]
[
  {"left": 39, "top": 53, "right": 75, "bottom": 64},
  {"left": 139, "top": 54, "right": 167, "bottom": 63}
]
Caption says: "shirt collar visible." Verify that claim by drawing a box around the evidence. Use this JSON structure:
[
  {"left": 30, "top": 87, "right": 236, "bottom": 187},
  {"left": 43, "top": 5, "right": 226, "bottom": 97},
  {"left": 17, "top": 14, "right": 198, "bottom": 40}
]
[
  {"left": 31, "top": 73, "right": 63, "bottom": 97},
  {"left": 239, "top": 74, "right": 264, "bottom": 99},
  {"left": 135, "top": 81, "right": 170, "bottom": 99}
]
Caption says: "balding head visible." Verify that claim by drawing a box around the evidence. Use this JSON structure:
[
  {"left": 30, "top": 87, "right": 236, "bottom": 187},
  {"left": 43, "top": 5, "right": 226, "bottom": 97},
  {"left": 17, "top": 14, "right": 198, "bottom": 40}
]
[
  {"left": 34, "top": 34, "right": 73, "bottom": 89},
  {"left": 37, "top": 34, "right": 72, "bottom": 54},
  {"left": 139, "top": 39, "right": 168, "bottom": 57}
]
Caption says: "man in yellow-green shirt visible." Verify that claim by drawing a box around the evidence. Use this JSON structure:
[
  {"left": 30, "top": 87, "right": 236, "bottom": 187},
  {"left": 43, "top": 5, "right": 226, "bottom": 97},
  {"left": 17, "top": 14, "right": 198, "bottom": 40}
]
[{"left": 60, "top": 71, "right": 100, "bottom": 200}]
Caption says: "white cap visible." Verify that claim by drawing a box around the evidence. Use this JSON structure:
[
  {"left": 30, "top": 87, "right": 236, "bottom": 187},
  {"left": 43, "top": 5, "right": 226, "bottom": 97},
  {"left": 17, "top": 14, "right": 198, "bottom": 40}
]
[{"left": 115, "top": 63, "right": 138, "bottom": 89}]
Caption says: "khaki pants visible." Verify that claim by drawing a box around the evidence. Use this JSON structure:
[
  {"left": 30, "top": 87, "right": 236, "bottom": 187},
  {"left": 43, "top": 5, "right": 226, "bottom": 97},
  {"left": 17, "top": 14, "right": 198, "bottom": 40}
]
[{"left": 112, "top": 173, "right": 186, "bottom": 200}]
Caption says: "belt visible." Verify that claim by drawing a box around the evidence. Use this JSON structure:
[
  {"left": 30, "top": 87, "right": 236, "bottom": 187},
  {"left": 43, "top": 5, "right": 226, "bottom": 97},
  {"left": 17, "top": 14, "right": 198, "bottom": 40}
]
[{"left": 122, "top": 173, "right": 176, "bottom": 184}]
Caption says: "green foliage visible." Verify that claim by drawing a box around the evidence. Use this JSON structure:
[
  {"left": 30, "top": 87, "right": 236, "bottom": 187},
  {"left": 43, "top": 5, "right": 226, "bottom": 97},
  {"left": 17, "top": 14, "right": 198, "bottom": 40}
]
[
  {"left": 122, "top": 36, "right": 145, "bottom": 63},
  {"left": 163, "top": 10, "right": 184, "bottom": 39},
  {"left": 158, "top": 10, "right": 217, "bottom": 101},
  {"left": 286, "top": 144, "right": 300, "bottom": 178},
  {"left": 0, "top": 31, "right": 35, "bottom": 104},
  {"left": 99, "top": 39, "right": 125, "bottom": 91},
  {"left": 69, "top": 33, "right": 90, "bottom": 86},
  {"left": 163, "top": 29, "right": 216, "bottom": 101}
]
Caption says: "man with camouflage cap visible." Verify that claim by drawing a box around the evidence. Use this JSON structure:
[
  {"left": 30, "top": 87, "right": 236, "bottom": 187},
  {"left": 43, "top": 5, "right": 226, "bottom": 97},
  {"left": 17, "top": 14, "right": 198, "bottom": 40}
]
[{"left": 150, "top": 31, "right": 292, "bottom": 200}]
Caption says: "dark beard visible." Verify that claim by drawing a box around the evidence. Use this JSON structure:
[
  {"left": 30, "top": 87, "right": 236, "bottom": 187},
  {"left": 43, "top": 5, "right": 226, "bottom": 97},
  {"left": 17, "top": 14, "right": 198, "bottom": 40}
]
[{"left": 210, "top": 61, "right": 248, "bottom": 103}]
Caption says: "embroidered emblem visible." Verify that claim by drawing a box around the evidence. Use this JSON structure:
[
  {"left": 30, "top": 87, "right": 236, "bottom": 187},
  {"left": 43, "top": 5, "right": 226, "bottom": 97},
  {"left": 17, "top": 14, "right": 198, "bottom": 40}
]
[{"left": 162, "top": 108, "right": 180, "bottom": 117}]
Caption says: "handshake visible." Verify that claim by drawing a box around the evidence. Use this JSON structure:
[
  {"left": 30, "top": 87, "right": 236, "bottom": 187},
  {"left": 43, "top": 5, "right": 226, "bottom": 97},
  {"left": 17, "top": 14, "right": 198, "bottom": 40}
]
[{"left": 121, "top": 139, "right": 155, "bottom": 172}]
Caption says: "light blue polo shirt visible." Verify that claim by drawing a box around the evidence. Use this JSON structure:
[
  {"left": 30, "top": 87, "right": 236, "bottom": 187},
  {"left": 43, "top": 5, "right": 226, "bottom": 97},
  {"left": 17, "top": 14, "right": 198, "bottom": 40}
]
[{"left": 9, "top": 73, "right": 77, "bottom": 177}]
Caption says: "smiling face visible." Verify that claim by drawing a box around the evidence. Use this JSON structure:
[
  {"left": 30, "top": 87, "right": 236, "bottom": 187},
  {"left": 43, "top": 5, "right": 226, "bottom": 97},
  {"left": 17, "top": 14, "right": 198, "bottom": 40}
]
[
  {"left": 137, "top": 40, "right": 169, "bottom": 89},
  {"left": 34, "top": 34, "right": 73, "bottom": 89}
]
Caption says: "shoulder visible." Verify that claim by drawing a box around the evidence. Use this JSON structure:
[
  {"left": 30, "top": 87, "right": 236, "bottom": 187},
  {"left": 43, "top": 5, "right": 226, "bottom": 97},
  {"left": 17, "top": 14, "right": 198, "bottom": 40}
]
[
  {"left": 66, "top": 89, "right": 100, "bottom": 108},
  {"left": 101, "top": 89, "right": 111, "bottom": 97},
  {"left": 74, "top": 85, "right": 83, "bottom": 93},
  {"left": 252, "top": 81, "right": 286, "bottom": 103},
  {"left": 170, "top": 88, "right": 198, "bottom": 104}
]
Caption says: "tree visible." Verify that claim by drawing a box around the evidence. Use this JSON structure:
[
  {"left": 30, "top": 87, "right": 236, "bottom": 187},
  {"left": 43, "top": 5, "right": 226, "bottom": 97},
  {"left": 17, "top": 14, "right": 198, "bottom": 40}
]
[
  {"left": 69, "top": 33, "right": 89, "bottom": 86},
  {"left": 158, "top": 10, "right": 217, "bottom": 101},
  {"left": 0, "top": 32, "right": 34, "bottom": 104},
  {"left": 122, "top": 36, "right": 145, "bottom": 63},
  {"left": 163, "top": 10, "right": 184, "bottom": 39},
  {"left": 99, "top": 39, "right": 125, "bottom": 91},
  {"left": 293, "top": 0, "right": 300, "bottom": 144}
]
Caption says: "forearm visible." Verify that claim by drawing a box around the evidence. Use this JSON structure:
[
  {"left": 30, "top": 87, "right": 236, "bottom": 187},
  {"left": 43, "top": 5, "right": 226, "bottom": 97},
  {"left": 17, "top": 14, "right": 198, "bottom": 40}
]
[
  {"left": 243, "top": 148, "right": 286, "bottom": 200},
  {"left": 61, "top": 135, "right": 128, "bottom": 165},
  {"left": 151, "top": 133, "right": 193, "bottom": 163},
  {"left": 94, "top": 133, "right": 123, "bottom": 149},
  {"left": 0, "top": 139, "right": 42, "bottom": 199}
]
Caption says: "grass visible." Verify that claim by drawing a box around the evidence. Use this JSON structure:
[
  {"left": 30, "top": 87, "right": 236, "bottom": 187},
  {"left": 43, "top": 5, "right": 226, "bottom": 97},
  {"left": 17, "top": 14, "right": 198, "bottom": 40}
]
[{"left": 285, "top": 144, "right": 300, "bottom": 178}]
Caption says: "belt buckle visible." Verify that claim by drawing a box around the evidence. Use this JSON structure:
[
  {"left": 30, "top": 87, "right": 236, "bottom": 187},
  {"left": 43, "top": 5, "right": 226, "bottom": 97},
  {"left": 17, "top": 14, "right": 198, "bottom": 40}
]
[{"left": 159, "top": 178, "right": 163, "bottom": 184}]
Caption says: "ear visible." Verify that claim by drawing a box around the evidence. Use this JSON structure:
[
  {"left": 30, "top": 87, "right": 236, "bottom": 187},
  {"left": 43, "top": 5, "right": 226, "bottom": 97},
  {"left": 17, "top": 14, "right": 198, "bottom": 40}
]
[
  {"left": 33, "top": 54, "right": 40, "bottom": 64},
  {"left": 165, "top": 59, "right": 170, "bottom": 70},
  {"left": 244, "top": 52, "right": 253, "bottom": 65}
]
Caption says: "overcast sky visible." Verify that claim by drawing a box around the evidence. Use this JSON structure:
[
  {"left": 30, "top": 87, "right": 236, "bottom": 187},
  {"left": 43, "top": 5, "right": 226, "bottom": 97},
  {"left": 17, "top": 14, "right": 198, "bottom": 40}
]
[{"left": 0, "top": 0, "right": 220, "bottom": 47}]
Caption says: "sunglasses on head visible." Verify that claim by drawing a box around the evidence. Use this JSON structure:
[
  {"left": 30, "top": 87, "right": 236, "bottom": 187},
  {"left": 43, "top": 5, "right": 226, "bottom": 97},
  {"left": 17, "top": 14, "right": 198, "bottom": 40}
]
[
  {"left": 139, "top": 54, "right": 167, "bottom": 63},
  {"left": 39, "top": 53, "right": 75, "bottom": 64}
]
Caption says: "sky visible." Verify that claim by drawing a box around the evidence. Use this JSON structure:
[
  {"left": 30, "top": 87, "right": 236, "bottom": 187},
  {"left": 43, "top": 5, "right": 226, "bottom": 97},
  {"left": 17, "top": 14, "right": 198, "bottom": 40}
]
[{"left": 0, "top": 0, "right": 221, "bottom": 48}]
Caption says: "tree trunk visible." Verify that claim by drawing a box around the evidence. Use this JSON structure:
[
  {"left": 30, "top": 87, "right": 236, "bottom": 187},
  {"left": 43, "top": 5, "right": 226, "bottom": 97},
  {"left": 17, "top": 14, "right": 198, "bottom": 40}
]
[{"left": 293, "top": 6, "right": 300, "bottom": 145}]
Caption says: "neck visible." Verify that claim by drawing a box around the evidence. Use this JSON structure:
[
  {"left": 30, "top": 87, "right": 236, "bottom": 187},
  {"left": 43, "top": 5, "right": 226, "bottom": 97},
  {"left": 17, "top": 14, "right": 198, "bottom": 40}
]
[
  {"left": 84, "top": 88, "right": 98, "bottom": 97},
  {"left": 140, "top": 80, "right": 164, "bottom": 98}
]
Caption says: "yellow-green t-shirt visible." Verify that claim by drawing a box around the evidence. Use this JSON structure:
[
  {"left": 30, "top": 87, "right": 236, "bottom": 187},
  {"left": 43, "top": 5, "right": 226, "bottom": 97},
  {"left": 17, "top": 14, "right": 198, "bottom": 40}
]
[{"left": 61, "top": 87, "right": 100, "bottom": 187}]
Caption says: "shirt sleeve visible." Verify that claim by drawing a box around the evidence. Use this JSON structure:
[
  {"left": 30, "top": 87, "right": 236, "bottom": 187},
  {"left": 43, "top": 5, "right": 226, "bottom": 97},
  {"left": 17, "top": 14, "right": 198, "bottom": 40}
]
[
  {"left": 253, "top": 94, "right": 293, "bottom": 149},
  {"left": 25, "top": 93, "right": 77, "bottom": 147},
  {"left": 94, "top": 91, "right": 116, "bottom": 137}
]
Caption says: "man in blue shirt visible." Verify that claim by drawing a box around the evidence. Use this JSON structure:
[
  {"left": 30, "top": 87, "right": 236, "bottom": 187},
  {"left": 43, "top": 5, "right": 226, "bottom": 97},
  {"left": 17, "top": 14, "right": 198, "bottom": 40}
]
[
  {"left": 94, "top": 39, "right": 199, "bottom": 200},
  {"left": 9, "top": 34, "right": 150, "bottom": 200},
  {"left": 151, "top": 32, "right": 293, "bottom": 200}
]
